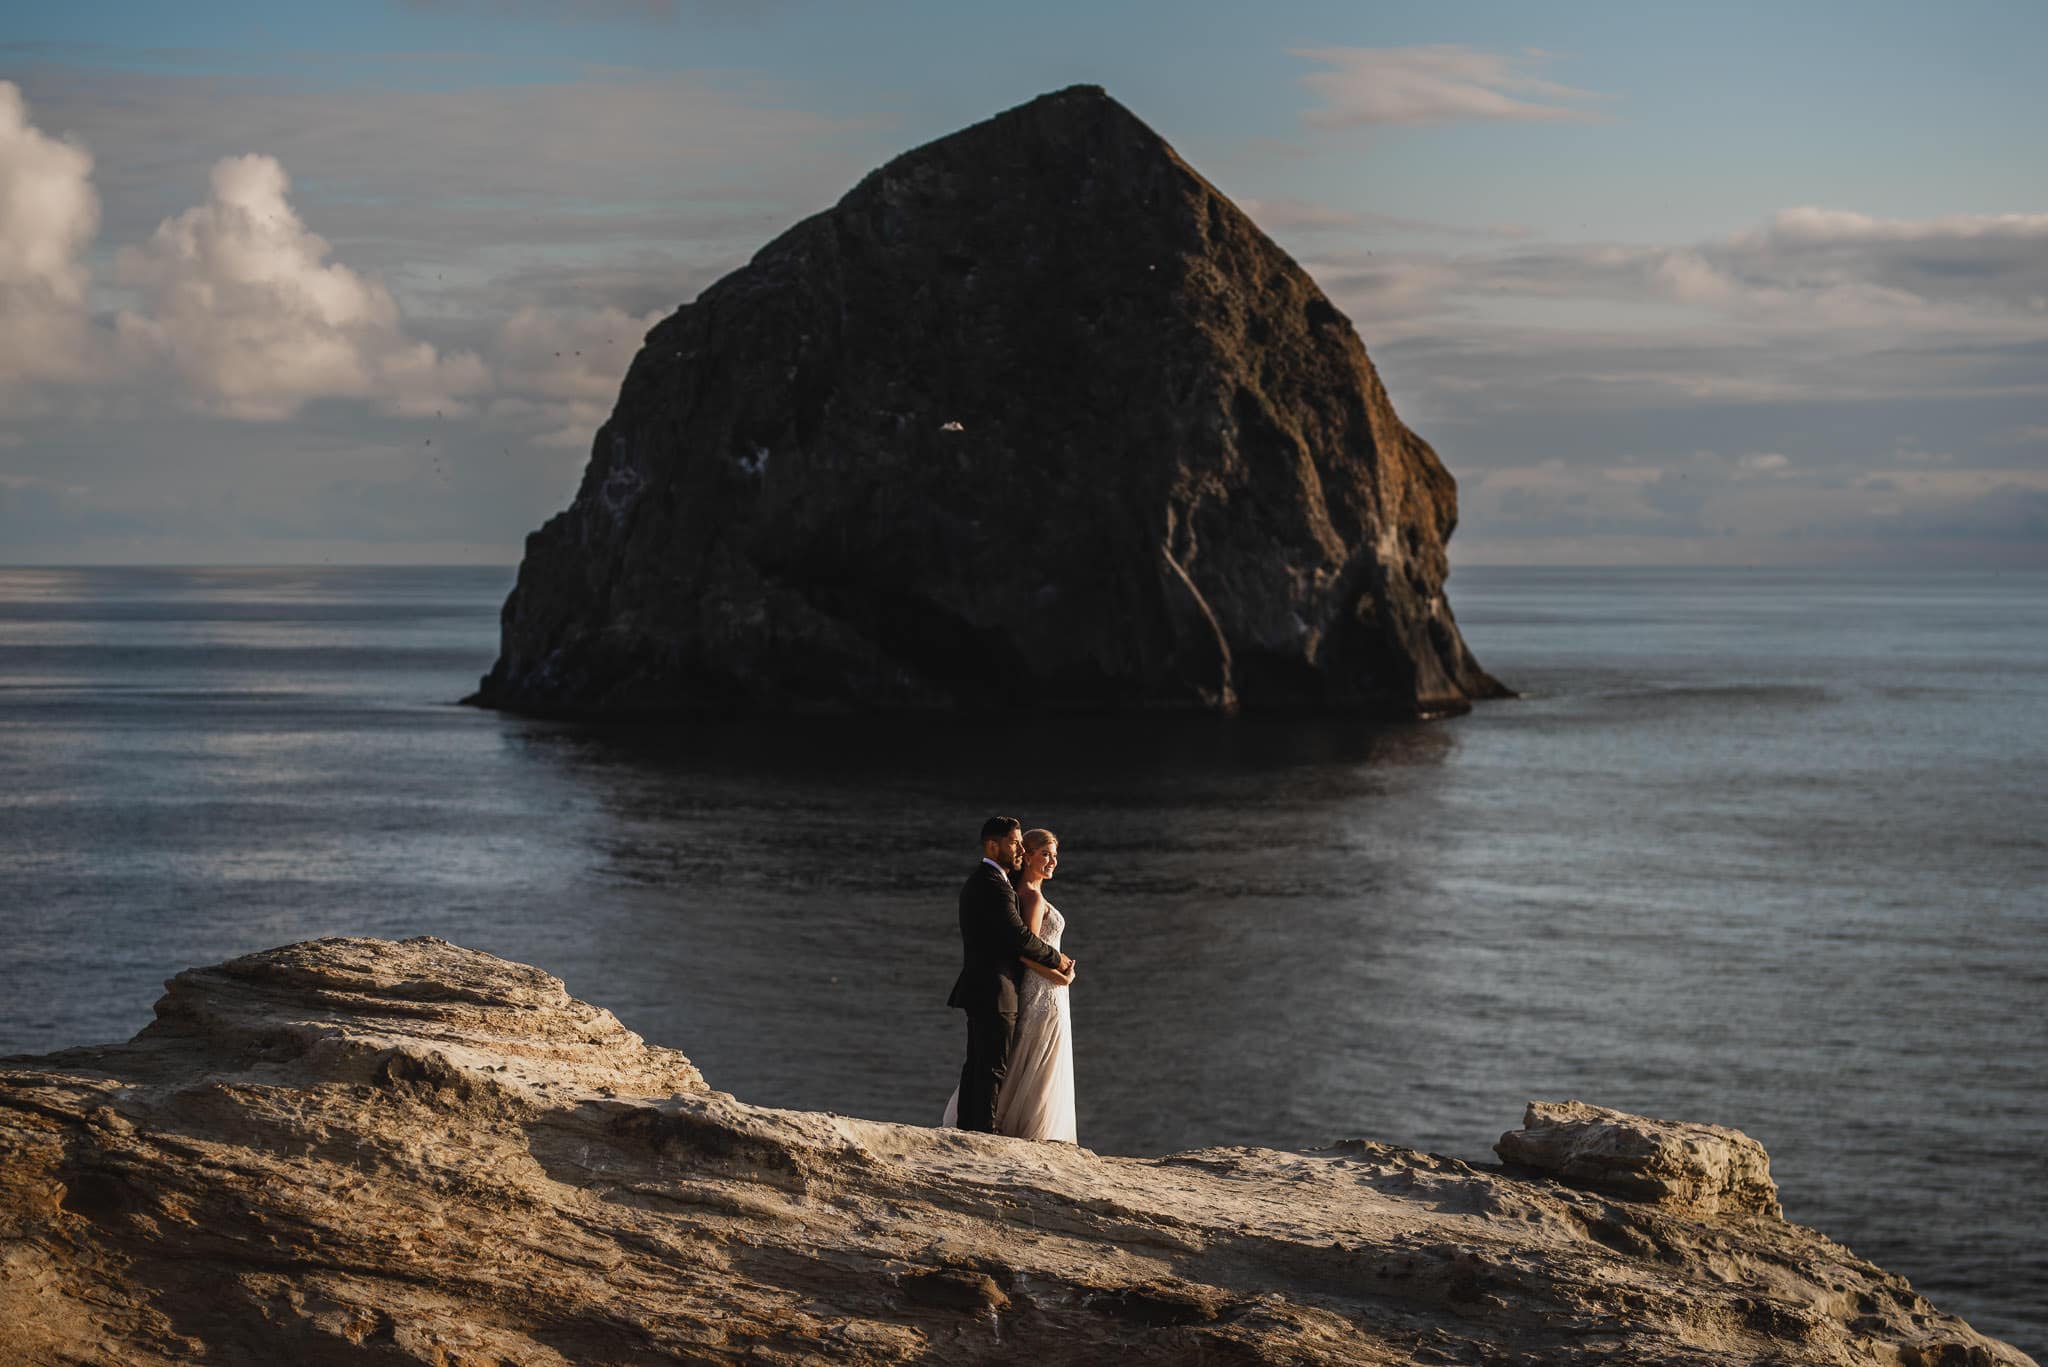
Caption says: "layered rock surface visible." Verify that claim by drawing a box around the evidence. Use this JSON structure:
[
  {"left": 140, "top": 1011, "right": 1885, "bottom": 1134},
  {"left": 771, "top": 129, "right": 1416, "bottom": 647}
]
[
  {"left": 470, "top": 85, "right": 1505, "bottom": 719},
  {"left": 1495, "top": 1101, "right": 1786, "bottom": 1219},
  {"left": 0, "top": 937, "right": 2032, "bottom": 1365}
]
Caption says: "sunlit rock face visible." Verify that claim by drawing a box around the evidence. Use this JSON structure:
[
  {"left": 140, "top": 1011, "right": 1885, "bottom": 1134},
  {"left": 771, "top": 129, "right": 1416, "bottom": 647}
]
[
  {"left": 1496, "top": 1099, "right": 1785, "bottom": 1218},
  {"left": 1, "top": 936, "right": 2033, "bottom": 1365},
  {"left": 470, "top": 85, "right": 1505, "bottom": 719}
]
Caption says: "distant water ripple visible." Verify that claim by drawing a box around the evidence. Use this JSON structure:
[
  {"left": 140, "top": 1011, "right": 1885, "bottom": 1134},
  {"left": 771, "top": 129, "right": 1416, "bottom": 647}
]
[{"left": 0, "top": 564, "right": 2042, "bottom": 1354}]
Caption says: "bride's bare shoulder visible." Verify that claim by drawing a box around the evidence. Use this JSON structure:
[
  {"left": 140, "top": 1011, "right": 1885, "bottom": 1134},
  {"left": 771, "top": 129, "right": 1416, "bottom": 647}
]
[{"left": 1019, "top": 884, "right": 1048, "bottom": 931}]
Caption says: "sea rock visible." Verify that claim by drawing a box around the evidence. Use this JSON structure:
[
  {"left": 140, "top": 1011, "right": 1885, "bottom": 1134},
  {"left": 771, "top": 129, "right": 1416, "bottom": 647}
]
[
  {"left": 469, "top": 85, "right": 1506, "bottom": 720},
  {"left": 1496, "top": 1099, "right": 1785, "bottom": 1218},
  {"left": 1, "top": 937, "right": 2033, "bottom": 1365}
]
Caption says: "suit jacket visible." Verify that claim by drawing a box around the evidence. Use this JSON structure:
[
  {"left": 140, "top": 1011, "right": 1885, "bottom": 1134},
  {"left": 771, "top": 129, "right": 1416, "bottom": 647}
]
[{"left": 947, "top": 861, "right": 1064, "bottom": 1014}]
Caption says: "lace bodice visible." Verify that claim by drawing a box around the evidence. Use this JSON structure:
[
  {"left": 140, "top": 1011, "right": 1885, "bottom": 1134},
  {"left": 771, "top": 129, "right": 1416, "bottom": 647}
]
[
  {"left": 1034, "top": 900, "right": 1065, "bottom": 952},
  {"left": 1017, "top": 899, "right": 1067, "bottom": 1012}
]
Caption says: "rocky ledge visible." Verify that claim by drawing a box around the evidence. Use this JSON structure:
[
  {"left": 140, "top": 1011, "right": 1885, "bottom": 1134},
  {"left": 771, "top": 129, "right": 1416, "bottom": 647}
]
[{"left": 0, "top": 938, "right": 2030, "bottom": 1365}]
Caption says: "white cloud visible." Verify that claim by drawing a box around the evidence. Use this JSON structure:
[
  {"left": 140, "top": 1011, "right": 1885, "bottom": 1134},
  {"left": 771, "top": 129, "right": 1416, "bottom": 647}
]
[
  {"left": 1303, "top": 255, "right": 1465, "bottom": 334},
  {"left": 18, "top": 65, "right": 872, "bottom": 253},
  {"left": 4, "top": 63, "right": 869, "bottom": 440},
  {"left": 1717, "top": 208, "right": 2048, "bottom": 311},
  {"left": 1315, "top": 208, "right": 2048, "bottom": 334},
  {"left": 5, "top": 61, "right": 2040, "bottom": 567},
  {"left": 113, "top": 154, "right": 489, "bottom": 420},
  {"left": 1761, "top": 206, "right": 2048, "bottom": 246},
  {"left": 1649, "top": 250, "right": 1733, "bottom": 304},
  {"left": 1470, "top": 449, "right": 1889, "bottom": 543},
  {"left": 1309, "top": 205, "right": 2048, "bottom": 441},
  {"left": 487, "top": 305, "right": 664, "bottom": 448},
  {"left": 1736, "top": 452, "right": 1791, "bottom": 477},
  {"left": 1291, "top": 46, "right": 1608, "bottom": 129},
  {"left": 2, "top": 90, "right": 501, "bottom": 427},
  {"left": 1447, "top": 429, "right": 2048, "bottom": 564},
  {"left": 0, "top": 91, "right": 670, "bottom": 445},
  {"left": 0, "top": 81, "right": 99, "bottom": 400}
]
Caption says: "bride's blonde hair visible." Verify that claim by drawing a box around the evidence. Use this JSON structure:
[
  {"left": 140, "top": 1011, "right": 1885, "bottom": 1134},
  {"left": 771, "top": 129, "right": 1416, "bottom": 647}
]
[{"left": 1023, "top": 828, "right": 1058, "bottom": 853}]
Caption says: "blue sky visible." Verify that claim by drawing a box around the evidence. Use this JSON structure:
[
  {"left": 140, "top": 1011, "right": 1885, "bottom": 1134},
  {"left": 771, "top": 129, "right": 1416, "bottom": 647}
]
[{"left": 3, "top": 0, "right": 2044, "bottom": 564}]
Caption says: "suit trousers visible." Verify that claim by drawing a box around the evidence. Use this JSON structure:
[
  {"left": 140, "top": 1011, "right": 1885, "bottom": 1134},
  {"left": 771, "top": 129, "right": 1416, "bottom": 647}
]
[{"left": 955, "top": 1006, "right": 1018, "bottom": 1133}]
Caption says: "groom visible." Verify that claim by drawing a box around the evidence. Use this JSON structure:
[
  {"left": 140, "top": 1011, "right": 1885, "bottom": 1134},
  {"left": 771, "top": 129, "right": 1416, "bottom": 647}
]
[{"left": 948, "top": 815, "right": 1072, "bottom": 1132}]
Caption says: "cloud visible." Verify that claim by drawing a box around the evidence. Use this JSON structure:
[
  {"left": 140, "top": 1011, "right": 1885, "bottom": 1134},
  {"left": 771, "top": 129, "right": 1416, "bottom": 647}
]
[
  {"left": 1721, "top": 207, "right": 2048, "bottom": 310},
  {"left": 486, "top": 304, "right": 665, "bottom": 447},
  {"left": 1238, "top": 197, "right": 1364, "bottom": 231},
  {"left": 1291, "top": 46, "right": 1608, "bottom": 129},
  {"left": 5, "top": 58, "right": 2038, "bottom": 567},
  {"left": 1345, "top": 205, "right": 2048, "bottom": 564},
  {"left": 398, "top": 0, "right": 768, "bottom": 20},
  {"left": 113, "top": 154, "right": 489, "bottom": 420},
  {"left": 0, "top": 71, "right": 713, "bottom": 448},
  {"left": 1461, "top": 450, "right": 1801, "bottom": 542},
  {"left": 1867, "top": 484, "right": 2048, "bottom": 544},
  {"left": 1303, "top": 255, "right": 1466, "bottom": 332},
  {"left": 1307, "top": 207, "right": 2048, "bottom": 342},
  {"left": 1463, "top": 447, "right": 2048, "bottom": 550},
  {"left": 1240, "top": 197, "right": 1538, "bottom": 241},
  {"left": 1735, "top": 452, "right": 1791, "bottom": 477},
  {"left": 5, "top": 63, "right": 873, "bottom": 431},
  {"left": 1649, "top": 250, "right": 1733, "bottom": 304},
  {"left": 1296, "top": 205, "right": 2048, "bottom": 459},
  {"left": 2, "top": 83, "right": 505, "bottom": 427},
  {"left": 0, "top": 471, "right": 115, "bottom": 549},
  {"left": 416, "top": 249, "right": 735, "bottom": 320},
  {"left": 13, "top": 64, "right": 874, "bottom": 255},
  {"left": 1484, "top": 212, "right": 2048, "bottom": 321},
  {"left": 0, "top": 81, "right": 99, "bottom": 400}
]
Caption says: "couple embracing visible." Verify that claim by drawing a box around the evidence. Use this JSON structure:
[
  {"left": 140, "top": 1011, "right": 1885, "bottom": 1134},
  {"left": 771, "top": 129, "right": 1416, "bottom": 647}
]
[{"left": 942, "top": 816, "right": 1079, "bottom": 1143}]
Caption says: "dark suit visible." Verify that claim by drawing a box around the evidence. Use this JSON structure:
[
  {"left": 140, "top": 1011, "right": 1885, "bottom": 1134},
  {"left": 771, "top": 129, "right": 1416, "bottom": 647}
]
[{"left": 948, "top": 860, "right": 1064, "bottom": 1132}]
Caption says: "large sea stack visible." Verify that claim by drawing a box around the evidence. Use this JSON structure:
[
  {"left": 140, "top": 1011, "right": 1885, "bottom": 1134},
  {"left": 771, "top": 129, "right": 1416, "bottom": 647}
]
[{"left": 471, "top": 85, "right": 1506, "bottom": 718}]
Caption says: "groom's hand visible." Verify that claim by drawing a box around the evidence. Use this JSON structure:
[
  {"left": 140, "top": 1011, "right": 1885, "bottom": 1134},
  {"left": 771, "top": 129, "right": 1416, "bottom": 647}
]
[{"left": 1056, "top": 953, "right": 1074, "bottom": 975}]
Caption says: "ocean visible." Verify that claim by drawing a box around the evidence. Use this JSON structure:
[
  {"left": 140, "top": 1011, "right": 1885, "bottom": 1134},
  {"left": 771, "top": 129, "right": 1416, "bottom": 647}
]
[{"left": 1, "top": 563, "right": 2042, "bottom": 1354}]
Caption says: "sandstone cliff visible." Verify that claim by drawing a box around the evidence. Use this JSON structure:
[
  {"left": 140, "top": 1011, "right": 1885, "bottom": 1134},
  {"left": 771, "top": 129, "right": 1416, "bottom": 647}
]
[
  {"left": 470, "top": 85, "right": 1504, "bottom": 719},
  {"left": 1, "top": 937, "right": 2031, "bottom": 1365}
]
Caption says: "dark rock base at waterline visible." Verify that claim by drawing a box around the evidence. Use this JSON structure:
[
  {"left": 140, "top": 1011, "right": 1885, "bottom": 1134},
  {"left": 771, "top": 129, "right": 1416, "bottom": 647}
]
[{"left": 475, "top": 85, "right": 1505, "bottom": 721}]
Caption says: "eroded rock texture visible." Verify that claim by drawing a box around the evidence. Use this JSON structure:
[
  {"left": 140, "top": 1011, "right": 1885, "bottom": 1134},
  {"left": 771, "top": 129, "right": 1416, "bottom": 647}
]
[
  {"left": 1495, "top": 1100, "right": 1787, "bottom": 1221},
  {"left": 0, "top": 937, "right": 2032, "bottom": 1365},
  {"left": 470, "top": 85, "right": 1505, "bottom": 719}
]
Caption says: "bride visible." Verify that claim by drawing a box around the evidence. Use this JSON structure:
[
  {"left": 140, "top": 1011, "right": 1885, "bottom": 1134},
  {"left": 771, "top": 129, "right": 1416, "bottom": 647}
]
[{"left": 942, "top": 828, "right": 1078, "bottom": 1143}]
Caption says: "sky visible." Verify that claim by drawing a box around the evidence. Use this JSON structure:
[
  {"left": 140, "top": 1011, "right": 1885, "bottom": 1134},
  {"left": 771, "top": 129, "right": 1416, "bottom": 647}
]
[{"left": 2, "top": 0, "right": 2045, "bottom": 567}]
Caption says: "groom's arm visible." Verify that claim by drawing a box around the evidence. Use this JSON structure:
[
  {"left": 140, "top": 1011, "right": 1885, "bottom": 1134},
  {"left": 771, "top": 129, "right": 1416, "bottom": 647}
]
[
  {"left": 1017, "top": 889, "right": 1071, "bottom": 981},
  {"left": 992, "top": 882, "right": 1064, "bottom": 970}
]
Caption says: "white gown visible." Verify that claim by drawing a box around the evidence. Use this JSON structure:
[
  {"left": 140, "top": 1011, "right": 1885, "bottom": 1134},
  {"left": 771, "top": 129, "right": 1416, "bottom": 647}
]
[{"left": 941, "top": 899, "right": 1077, "bottom": 1143}]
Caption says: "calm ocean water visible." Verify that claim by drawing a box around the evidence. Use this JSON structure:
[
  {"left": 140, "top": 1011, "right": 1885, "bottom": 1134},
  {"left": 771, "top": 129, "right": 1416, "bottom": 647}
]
[{"left": 1, "top": 563, "right": 2042, "bottom": 1353}]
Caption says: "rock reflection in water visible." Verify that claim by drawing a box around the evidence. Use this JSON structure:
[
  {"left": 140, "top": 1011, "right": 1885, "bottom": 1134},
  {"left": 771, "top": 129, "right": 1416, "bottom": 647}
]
[{"left": 496, "top": 714, "right": 1460, "bottom": 1156}]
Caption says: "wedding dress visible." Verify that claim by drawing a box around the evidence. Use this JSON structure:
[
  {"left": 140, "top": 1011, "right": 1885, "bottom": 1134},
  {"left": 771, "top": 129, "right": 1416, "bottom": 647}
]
[{"left": 941, "top": 899, "right": 1077, "bottom": 1143}]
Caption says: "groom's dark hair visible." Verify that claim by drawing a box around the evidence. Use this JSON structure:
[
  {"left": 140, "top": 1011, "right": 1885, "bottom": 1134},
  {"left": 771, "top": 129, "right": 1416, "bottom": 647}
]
[{"left": 979, "top": 815, "right": 1021, "bottom": 845}]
